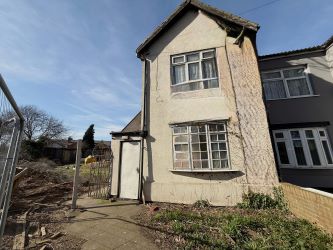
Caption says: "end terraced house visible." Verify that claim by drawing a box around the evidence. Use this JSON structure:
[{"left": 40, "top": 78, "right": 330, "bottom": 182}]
[{"left": 110, "top": 0, "right": 333, "bottom": 205}]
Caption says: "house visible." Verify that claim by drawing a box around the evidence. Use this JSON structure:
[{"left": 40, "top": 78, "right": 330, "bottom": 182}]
[
  {"left": 259, "top": 35, "right": 333, "bottom": 188},
  {"left": 44, "top": 139, "right": 111, "bottom": 164},
  {"left": 44, "top": 139, "right": 77, "bottom": 164},
  {"left": 110, "top": 0, "right": 279, "bottom": 206}
]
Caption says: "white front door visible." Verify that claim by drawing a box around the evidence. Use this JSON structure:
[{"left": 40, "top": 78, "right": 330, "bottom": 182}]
[{"left": 119, "top": 141, "right": 140, "bottom": 199}]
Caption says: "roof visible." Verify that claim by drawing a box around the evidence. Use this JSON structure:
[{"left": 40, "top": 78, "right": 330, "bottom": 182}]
[
  {"left": 122, "top": 112, "right": 141, "bottom": 133},
  {"left": 259, "top": 35, "right": 333, "bottom": 60},
  {"left": 136, "top": 0, "right": 259, "bottom": 57}
]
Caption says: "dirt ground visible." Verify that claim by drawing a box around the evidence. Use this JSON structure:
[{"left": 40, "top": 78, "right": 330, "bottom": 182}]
[{"left": 1, "top": 160, "right": 87, "bottom": 250}]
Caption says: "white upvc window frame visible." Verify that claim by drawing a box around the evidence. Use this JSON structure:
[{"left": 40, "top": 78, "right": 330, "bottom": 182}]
[
  {"left": 171, "top": 122, "right": 230, "bottom": 171},
  {"left": 261, "top": 66, "right": 314, "bottom": 100},
  {"left": 171, "top": 49, "right": 219, "bottom": 92},
  {"left": 273, "top": 127, "right": 333, "bottom": 169}
]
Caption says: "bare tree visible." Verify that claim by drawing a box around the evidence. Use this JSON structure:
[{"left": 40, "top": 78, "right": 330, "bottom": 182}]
[{"left": 20, "top": 105, "right": 67, "bottom": 141}]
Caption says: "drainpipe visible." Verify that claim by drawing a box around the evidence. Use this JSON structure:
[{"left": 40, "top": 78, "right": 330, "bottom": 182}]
[{"left": 138, "top": 58, "right": 148, "bottom": 202}]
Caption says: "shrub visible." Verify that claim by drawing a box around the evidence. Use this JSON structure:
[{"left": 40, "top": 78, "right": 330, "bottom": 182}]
[{"left": 238, "top": 187, "right": 288, "bottom": 210}]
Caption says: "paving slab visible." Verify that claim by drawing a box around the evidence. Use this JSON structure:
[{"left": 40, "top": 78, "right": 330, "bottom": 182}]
[{"left": 66, "top": 197, "right": 157, "bottom": 250}]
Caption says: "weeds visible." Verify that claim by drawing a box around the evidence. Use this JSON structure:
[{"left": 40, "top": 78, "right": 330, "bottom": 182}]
[
  {"left": 237, "top": 187, "right": 288, "bottom": 210},
  {"left": 150, "top": 207, "right": 333, "bottom": 249},
  {"left": 193, "top": 199, "right": 211, "bottom": 208}
]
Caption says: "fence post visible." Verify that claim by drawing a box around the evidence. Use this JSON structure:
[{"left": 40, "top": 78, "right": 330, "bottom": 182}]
[{"left": 72, "top": 140, "right": 82, "bottom": 209}]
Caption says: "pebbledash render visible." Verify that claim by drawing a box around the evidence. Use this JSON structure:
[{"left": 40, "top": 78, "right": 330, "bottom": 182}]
[{"left": 110, "top": 0, "right": 279, "bottom": 206}]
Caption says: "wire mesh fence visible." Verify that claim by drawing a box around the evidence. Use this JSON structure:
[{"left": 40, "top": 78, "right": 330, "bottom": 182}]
[{"left": 0, "top": 75, "right": 24, "bottom": 240}]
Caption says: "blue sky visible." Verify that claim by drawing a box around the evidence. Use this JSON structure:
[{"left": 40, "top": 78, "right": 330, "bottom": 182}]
[{"left": 0, "top": 0, "right": 332, "bottom": 140}]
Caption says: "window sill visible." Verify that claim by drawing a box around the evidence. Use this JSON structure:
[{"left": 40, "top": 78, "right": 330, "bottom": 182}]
[
  {"left": 266, "top": 95, "right": 319, "bottom": 101},
  {"left": 169, "top": 169, "right": 240, "bottom": 173},
  {"left": 279, "top": 166, "right": 333, "bottom": 170}
]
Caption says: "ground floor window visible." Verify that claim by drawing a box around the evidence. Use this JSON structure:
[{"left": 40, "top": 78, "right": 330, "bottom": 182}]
[
  {"left": 172, "top": 122, "right": 230, "bottom": 170},
  {"left": 273, "top": 127, "right": 333, "bottom": 168}
]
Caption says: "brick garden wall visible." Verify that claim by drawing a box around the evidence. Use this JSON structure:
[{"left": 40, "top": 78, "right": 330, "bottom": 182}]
[{"left": 281, "top": 182, "right": 333, "bottom": 234}]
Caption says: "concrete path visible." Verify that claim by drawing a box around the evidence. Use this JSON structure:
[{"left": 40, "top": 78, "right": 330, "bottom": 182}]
[{"left": 66, "top": 197, "right": 157, "bottom": 250}]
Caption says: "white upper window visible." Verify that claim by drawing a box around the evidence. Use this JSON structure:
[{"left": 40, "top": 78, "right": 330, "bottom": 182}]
[
  {"left": 172, "top": 122, "right": 230, "bottom": 171},
  {"left": 261, "top": 67, "right": 313, "bottom": 100},
  {"left": 273, "top": 127, "right": 333, "bottom": 168},
  {"left": 171, "top": 49, "right": 219, "bottom": 93}
]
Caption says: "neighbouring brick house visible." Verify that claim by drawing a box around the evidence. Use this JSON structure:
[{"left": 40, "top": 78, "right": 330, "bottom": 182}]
[
  {"left": 259, "top": 35, "right": 333, "bottom": 188},
  {"left": 110, "top": 0, "right": 279, "bottom": 206}
]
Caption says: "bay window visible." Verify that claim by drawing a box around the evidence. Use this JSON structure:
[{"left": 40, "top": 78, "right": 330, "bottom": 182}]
[
  {"left": 273, "top": 128, "right": 333, "bottom": 168},
  {"left": 261, "top": 67, "right": 313, "bottom": 100},
  {"left": 171, "top": 49, "right": 219, "bottom": 93},
  {"left": 172, "top": 122, "right": 230, "bottom": 170}
]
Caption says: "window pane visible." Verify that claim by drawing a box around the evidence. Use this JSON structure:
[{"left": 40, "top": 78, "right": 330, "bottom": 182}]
[
  {"left": 201, "top": 152, "right": 208, "bottom": 159},
  {"left": 220, "top": 151, "right": 227, "bottom": 159},
  {"left": 287, "top": 78, "right": 310, "bottom": 96},
  {"left": 218, "top": 134, "right": 226, "bottom": 141},
  {"left": 275, "top": 132, "right": 284, "bottom": 139},
  {"left": 190, "top": 126, "right": 198, "bottom": 133},
  {"left": 263, "top": 80, "right": 286, "bottom": 99},
  {"left": 198, "top": 125, "right": 206, "bottom": 132},
  {"left": 261, "top": 71, "right": 281, "bottom": 80},
  {"left": 290, "top": 131, "right": 300, "bottom": 139},
  {"left": 191, "top": 135, "right": 199, "bottom": 143},
  {"left": 171, "top": 81, "right": 201, "bottom": 92},
  {"left": 210, "top": 134, "right": 218, "bottom": 142},
  {"left": 173, "top": 126, "right": 187, "bottom": 134},
  {"left": 176, "top": 152, "right": 188, "bottom": 160},
  {"left": 213, "top": 160, "right": 220, "bottom": 168},
  {"left": 173, "top": 65, "right": 186, "bottom": 84},
  {"left": 175, "top": 144, "right": 188, "bottom": 152},
  {"left": 202, "top": 59, "right": 217, "bottom": 78},
  {"left": 293, "top": 140, "right": 307, "bottom": 165},
  {"left": 201, "top": 160, "right": 209, "bottom": 168},
  {"left": 322, "top": 141, "right": 333, "bottom": 164},
  {"left": 173, "top": 56, "right": 185, "bottom": 63},
  {"left": 219, "top": 143, "right": 226, "bottom": 150},
  {"left": 221, "top": 160, "right": 228, "bottom": 168},
  {"left": 277, "top": 142, "right": 289, "bottom": 164},
  {"left": 305, "top": 130, "right": 314, "bottom": 138},
  {"left": 200, "top": 143, "right": 207, "bottom": 151},
  {"left": 188, "top": 63, "right": 200, "bottom": 80},
  {"left": 199, "top": 135, "right": 206, "bottom": 142},
  {"left": 186, "top": 53, "right": 199, "bottom": 62},
  {"left": 174, "top": 135, "right": 188, "bottom": 143},
  {"left": 211, "top": 143, "right": 218, "bottom": 151},
  {"left": 209, "top": 125, "right": 218, "bottom": 132},
  {"left": 203, "top": 79, "right": 219, "bottom": 89},
  {"left": 307, "top": 139, "right": 321, "bottom": 165},
  {"left": 283, "top": 68, "right": 305, "bottom": 78},
  {"left": 192, "top": 152, "right": 200, "bottom": 160},
  {"left": 319, "top": 131, "right": 325, "bottom": 137},
  {"left": 192, "top": 143, "right": 200, "bottom": 151},
  {"left": 193, "top": 160, "right": 201, "bottom": 169},
  {"left": 217, "top": 124, "right": 225, "bottom": 132},
  {"left": 212, "top": 151, "right": 219, "bottom": 159},
  {"left": 202, "top": 51, "right": 214, "bottom": 58}
]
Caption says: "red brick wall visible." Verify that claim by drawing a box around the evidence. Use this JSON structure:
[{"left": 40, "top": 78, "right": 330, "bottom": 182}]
[{"left": 282, "top": 182, "right": 333, "bottom": 234}]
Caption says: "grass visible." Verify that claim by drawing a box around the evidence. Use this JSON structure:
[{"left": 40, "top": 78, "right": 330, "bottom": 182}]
[
  {"left": 54, "top": 163, "right": 91, "bottom": 182},
  {"left": 146, "top": 206, "right": 333, "bottom": 249}
]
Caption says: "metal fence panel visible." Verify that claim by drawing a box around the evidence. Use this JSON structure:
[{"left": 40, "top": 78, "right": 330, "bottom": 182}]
[{"left": 0, "top": 75, "right": 24, "bottom": 240}]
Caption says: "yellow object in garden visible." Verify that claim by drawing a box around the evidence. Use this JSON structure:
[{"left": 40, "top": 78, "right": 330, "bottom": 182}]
[{"left": 85, "top": 155, "right": 96, "bottom": 164}]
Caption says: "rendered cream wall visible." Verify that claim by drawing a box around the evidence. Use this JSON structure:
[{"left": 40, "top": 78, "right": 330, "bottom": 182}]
[{"left": 139, "top": 9, "right": 278, "bottom": 206}]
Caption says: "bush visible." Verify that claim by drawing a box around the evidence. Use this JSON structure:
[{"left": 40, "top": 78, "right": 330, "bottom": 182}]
[{"left": 238, "top": 187, "right": 288, "bottom": 210}]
